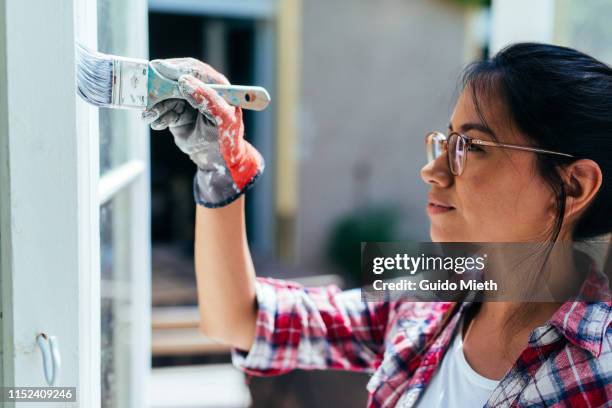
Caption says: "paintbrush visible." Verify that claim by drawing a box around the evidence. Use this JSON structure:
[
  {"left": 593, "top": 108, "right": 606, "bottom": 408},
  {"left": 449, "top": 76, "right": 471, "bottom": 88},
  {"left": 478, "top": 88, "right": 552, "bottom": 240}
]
[{"left": 75, "top": 43, "right": 271, "bottom": 111}]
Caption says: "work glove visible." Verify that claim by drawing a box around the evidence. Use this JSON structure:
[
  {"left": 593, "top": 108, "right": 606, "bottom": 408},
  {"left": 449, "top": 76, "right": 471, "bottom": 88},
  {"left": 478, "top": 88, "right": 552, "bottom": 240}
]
[{"left": 141, "top": 58, "right": 265, "bottom": 208}]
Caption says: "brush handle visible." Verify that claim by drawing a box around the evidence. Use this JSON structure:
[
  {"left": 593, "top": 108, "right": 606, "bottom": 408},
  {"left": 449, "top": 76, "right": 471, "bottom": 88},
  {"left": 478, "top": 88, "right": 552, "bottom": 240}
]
[
  {"left": 208, "top": 85, "right": 271, "bottom": 112},
  {"left": 147, "top": 65, "right": 270, "bottom": 111}
]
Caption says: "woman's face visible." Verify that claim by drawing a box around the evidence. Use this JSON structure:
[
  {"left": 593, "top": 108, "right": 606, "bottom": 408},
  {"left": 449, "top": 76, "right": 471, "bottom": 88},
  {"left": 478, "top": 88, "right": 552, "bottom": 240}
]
[{"left": 420, "top": 88, "right": 557, "bottom": 242}]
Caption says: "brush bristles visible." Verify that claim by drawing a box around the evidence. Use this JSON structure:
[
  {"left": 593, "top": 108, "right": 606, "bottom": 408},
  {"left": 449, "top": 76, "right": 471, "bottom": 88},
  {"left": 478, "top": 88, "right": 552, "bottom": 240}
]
[{"left": 75, "top": 43, "right": 113, "bottom": 107}]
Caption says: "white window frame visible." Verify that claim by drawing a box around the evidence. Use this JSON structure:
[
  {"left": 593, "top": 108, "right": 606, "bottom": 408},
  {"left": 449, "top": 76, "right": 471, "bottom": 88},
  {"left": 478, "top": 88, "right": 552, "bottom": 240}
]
[{"left": 0, "top": 0, "right": 151, "bottom": 406}]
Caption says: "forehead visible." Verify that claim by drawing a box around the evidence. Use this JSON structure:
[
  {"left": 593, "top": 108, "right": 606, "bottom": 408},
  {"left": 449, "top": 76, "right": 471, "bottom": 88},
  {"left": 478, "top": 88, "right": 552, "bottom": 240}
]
[{"left": 450, "top": 86, "right": 523, "bottom": 144}]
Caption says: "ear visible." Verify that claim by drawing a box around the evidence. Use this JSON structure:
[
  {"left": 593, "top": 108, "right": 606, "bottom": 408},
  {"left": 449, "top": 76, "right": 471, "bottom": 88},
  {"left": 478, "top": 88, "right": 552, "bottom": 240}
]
[{"left": 560, "top": 159, "right": 602, "bottom": 223}]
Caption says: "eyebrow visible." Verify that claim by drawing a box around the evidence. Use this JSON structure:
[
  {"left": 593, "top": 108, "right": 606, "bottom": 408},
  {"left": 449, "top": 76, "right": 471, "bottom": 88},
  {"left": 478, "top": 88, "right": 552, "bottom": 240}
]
[{"left": 448, "top": 122, "right": 496, "bottom": 138}]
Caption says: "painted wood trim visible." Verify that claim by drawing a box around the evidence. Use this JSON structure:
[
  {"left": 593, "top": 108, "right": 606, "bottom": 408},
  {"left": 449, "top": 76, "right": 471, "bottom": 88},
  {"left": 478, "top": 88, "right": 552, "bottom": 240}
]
[
  {"left": 0, "top": 0, "right": 10, "bottom": 391},
  {"left": 126, "top": 2, "right": 152, "bottom": 406},
  {"left": 98, "top": 160, "right": 146, "bottom": 205},
  {"left": 0, "top": 0, "right": 100, "bottom": 403},
  {"left": 75, "top": 1, "right": 103, "bottom": 403}
]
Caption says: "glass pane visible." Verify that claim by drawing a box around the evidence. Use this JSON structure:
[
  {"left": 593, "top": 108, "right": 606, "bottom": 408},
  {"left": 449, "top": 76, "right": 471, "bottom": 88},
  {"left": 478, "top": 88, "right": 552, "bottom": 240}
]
[
  {"left": 97, "top": 0, "right": 133, "bottom": 175},
  {"left": 100, "top": 190, "right": 132, "bottom": 408}
]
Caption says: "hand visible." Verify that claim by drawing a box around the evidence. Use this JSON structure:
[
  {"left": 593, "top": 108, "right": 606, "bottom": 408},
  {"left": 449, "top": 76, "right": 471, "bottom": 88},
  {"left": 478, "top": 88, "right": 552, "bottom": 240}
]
[{"left": 142, "top": 58, "right": 264, "bottom": 208}]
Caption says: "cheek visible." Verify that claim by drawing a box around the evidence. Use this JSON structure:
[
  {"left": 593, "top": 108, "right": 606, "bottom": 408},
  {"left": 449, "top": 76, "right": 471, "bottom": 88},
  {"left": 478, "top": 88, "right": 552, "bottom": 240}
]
[
  {"left": 457, "top": 165, "right": 553, "bottom": 234},
  {"left": 458, "top": 173, "right": 506, "bottom": 218}
]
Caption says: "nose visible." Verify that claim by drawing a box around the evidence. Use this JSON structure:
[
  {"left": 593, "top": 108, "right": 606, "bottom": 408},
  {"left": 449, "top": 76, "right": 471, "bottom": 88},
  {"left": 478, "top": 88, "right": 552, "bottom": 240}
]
[{"left": 420, "top": 154, "right": 453, "bottom": 188}]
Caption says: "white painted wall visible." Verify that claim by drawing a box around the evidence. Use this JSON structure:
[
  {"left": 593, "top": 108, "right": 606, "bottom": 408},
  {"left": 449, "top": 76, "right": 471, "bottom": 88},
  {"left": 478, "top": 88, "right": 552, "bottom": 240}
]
[{"left": 489, "top": 0, "right": 555, "bottom": 55}]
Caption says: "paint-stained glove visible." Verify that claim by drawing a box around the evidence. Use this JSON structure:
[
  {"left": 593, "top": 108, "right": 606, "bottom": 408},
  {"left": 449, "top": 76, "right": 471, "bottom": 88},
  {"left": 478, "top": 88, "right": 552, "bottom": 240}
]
[{"left": 142, "top": 58, "right": 264, "bottom": 208}]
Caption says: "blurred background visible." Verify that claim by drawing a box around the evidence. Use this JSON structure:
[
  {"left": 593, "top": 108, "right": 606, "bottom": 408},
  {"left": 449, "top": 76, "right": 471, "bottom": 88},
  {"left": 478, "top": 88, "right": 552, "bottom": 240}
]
[{"left": 95, "top": 0, "right": 612, "bottom": 407}]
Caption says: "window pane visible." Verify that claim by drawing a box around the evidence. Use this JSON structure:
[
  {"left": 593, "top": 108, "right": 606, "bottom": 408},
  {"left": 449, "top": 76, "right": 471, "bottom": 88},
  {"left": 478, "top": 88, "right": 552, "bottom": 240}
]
[
  {"left": 100, "top": 190, "right": 133, "bottom": 408},
  {"left": 97, "top": 0, "right": 132, "bottom": 175}
]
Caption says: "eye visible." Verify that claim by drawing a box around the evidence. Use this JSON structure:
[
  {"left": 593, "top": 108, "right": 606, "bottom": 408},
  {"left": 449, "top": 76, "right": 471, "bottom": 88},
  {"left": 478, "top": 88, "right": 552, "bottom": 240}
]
[{"left": 468, "top": 144, "right": 484, "bottom": 152}]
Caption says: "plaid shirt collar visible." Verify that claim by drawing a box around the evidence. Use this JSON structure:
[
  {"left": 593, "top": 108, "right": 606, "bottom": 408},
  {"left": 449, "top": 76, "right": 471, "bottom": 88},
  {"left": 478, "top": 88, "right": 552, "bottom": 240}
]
[{"left": 544, "top": 266, "right": 611, "bottom": 357}]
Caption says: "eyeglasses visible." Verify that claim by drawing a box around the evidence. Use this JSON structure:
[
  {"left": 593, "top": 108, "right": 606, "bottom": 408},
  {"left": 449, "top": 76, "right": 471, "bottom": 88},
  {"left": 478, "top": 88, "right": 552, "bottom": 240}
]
[{"left": 425, "top": 131, "right": 574, "bottom": 176}]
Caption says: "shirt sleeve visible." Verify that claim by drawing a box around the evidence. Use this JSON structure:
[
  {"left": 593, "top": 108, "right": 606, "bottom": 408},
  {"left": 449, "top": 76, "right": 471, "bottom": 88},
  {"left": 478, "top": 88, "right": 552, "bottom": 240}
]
[{"left": 231, "top": 276, "right": 391, "bottom": 376}]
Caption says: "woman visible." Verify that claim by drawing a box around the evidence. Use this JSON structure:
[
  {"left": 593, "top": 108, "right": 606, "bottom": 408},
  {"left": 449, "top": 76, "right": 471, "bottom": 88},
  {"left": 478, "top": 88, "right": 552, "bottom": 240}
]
[{"left": 143, "top": 43, "right": 612, "bottom": 407}]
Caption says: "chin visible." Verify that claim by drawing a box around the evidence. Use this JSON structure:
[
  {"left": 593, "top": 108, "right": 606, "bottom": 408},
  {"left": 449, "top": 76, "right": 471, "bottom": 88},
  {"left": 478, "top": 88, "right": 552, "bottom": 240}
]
[{"left": 430, "top": 229, "right": 462, "bottom": 242}]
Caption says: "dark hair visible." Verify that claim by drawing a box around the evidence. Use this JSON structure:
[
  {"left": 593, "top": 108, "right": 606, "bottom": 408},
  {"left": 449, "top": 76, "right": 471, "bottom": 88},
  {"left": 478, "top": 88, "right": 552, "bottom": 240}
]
[
  {"left": 462, "top": 42, "right": 612, "bottom": 242},
  {"left": 419, "top": 43, "right": 612, "bottom": 363}
]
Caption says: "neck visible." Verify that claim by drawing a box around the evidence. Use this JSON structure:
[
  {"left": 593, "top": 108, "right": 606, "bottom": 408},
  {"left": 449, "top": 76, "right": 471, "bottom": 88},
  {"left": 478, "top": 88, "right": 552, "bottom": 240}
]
[
  {"left": 474, "top": 301, "right": 561, "bottom": 329},
  {"left": 463, "top": 300, "right": 563, "bottom": 366},
  {"left": 468, "top": 241, "right": 577, "bottom": 344},
  {"left": 478, "top": 240, "right": 582, "bottom": 302}
]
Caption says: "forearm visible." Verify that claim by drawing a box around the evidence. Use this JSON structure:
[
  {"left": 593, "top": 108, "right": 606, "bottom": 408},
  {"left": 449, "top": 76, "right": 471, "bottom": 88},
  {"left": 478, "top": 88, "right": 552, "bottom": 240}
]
[{"left": 194, "top": 195, "right": 257, "bottom": 350}]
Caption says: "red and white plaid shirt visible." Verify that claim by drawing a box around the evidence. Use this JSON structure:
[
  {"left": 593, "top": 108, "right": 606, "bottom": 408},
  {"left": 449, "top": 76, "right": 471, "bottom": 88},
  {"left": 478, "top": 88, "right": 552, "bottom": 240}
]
[{"left": 232, "top": 265, "right": 612, "bottom": 407}]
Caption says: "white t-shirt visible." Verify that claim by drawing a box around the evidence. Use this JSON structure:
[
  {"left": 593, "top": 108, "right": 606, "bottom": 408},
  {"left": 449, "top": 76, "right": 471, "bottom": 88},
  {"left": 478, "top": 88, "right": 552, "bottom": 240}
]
[{"left": 397, "top": 316, "right": 500, "bottom": 407}]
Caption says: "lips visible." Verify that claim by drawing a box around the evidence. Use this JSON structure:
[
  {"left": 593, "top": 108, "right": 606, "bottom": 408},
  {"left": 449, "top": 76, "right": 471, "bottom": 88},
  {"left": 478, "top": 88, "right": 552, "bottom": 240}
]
[
  {"left": 427, "top": 196, "right": 455, "bottom": 209},
  {"left": 427, "top": 195, "right": 455, "bottom": 215}
]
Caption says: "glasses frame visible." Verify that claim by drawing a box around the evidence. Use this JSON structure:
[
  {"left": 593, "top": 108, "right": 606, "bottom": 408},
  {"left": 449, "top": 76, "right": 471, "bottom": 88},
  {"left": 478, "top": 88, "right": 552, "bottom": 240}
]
[{"left": 425, "top": 131, "right": 574, "bottom": 176}]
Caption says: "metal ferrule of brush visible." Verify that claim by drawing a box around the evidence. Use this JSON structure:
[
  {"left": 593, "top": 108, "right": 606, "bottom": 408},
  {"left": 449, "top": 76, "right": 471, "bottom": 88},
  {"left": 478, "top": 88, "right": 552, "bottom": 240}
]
[
  {"left": 111, "top": 57, "right": 150, "bottom": 109},
  {"left": 75, "top": 43, "right": 271, "bottom": 111}
]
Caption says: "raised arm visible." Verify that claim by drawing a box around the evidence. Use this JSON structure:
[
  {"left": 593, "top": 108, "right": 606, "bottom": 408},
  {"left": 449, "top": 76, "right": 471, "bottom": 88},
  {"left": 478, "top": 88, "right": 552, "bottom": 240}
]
[
  {"left": 143, "top": 57, "right": 394, "bottom": 376},
  {"left": 142, "top": 58, "right": 263, "bottom": 350}
]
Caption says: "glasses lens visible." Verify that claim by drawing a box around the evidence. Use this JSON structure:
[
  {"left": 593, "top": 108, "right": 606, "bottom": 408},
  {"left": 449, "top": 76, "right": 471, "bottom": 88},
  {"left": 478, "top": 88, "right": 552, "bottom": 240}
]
[
  {"left": 448, "top": 133, "right": 465, "bottom": 175},
  {"left": 426, "top": 132, "right": 445, "bottom": 163}
]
